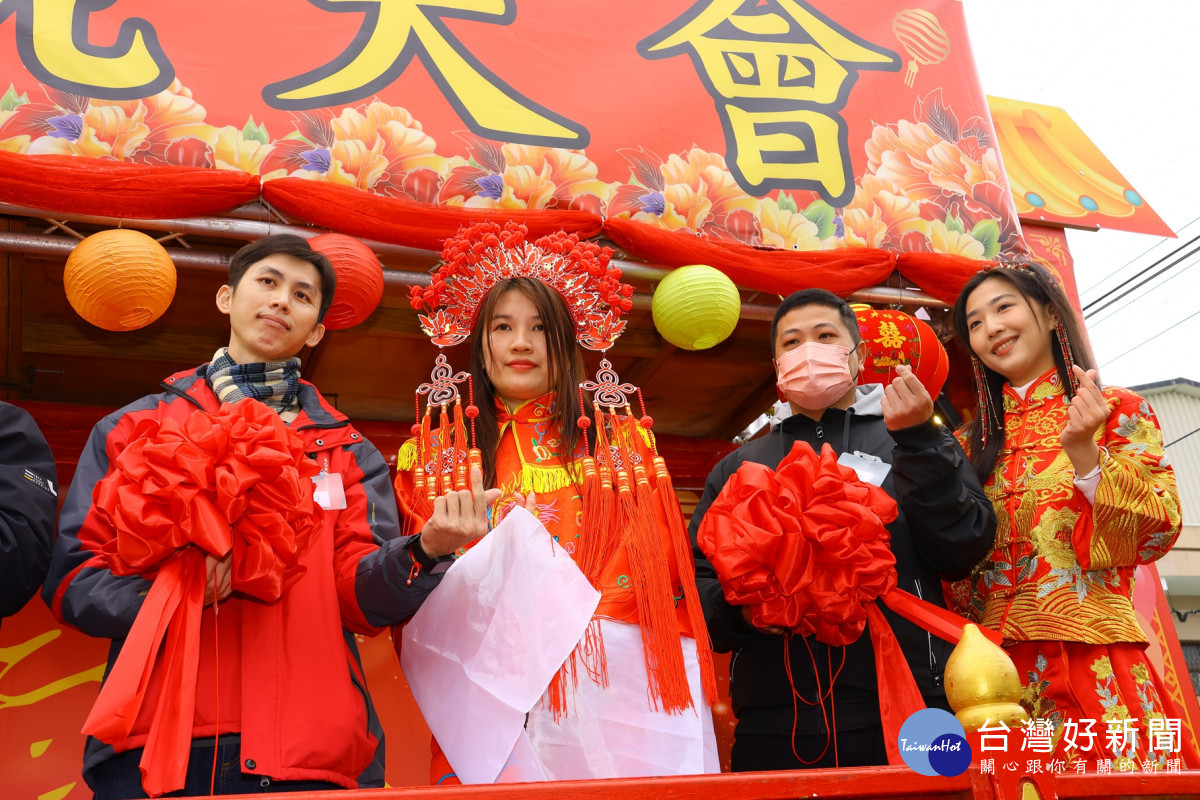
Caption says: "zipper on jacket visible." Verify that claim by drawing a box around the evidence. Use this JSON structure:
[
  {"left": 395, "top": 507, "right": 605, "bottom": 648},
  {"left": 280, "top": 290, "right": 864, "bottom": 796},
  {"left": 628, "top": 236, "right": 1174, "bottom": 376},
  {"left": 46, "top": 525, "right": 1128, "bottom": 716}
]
[
  {"left": 814, "top": 422, "right": 824, "bottom": 441},
  {"left": 348, "top": 656, "right": 373, "bottom": 735},
  {"left": 913, "top": 578, "right": 941, "bottom": 687}
]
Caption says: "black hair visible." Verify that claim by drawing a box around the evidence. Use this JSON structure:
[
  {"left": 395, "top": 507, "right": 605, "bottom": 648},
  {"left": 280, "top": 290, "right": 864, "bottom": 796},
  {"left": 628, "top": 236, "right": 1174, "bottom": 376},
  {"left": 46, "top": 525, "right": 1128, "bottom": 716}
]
[
  {"left": 770, "top": 288, "right": 861, "bottom": 355},
  {"left": 228, "top": 235, "right": 337, "bottom": 323}
]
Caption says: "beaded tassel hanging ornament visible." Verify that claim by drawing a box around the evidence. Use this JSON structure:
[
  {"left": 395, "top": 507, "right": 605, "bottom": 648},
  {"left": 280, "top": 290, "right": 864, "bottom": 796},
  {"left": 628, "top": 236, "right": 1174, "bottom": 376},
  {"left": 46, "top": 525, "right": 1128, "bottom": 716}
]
[
  {"left": 1053, "top": 315, "right": 1081, "bottom": 395},
  {"left": 573, "top": 362, "right": 718, "bottom": 713},
  {"left": 970, "top": 355, "right": 1000, "bottom": 448},
  {"left": 407, "top": 353, "right": 479, "bottom": 521},
  {"left": 408, "top": 220, "right": 715, "bottom": 716}
]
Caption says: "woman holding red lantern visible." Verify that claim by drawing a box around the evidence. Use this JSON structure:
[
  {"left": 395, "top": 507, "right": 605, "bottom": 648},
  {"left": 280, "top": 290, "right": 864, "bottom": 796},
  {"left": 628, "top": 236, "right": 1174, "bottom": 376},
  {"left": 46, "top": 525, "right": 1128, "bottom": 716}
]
[
  {"left": 396, "top": 221, "right": 718, "bottom": 783},
  {"left": 950, "top": 263, "right": 1199, "bottom": 767}
]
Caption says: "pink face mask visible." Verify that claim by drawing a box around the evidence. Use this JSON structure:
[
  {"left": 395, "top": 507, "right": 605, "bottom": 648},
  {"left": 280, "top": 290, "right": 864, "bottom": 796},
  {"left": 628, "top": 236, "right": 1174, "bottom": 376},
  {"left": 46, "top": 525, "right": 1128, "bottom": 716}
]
[{"left": 775, "top": 342, "right": 855, "bottom": 410}]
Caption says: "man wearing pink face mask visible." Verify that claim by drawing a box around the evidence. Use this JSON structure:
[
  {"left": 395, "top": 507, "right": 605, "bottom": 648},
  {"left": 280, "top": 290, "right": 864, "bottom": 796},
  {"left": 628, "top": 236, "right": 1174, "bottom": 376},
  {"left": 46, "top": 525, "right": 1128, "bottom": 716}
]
[{"left": 689, "top": 289, "right": 995, "bottom": 772}]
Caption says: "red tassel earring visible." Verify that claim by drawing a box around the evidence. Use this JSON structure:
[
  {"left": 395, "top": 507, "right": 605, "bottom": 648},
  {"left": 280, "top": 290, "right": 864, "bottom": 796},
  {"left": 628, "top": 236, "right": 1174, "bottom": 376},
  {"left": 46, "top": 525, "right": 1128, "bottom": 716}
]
[
  {"left": 1053, "top": 315, "right": 1080, "bottom": 395},
  {"left": 971, "top": 356, "right": 999, "bottom": 448}
]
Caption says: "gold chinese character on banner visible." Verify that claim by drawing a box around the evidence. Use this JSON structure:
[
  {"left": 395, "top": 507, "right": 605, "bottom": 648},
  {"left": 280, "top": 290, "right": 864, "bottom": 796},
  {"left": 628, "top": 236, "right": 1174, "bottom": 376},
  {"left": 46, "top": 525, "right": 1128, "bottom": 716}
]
[
  {"left": 0, "top": 0, "right": 173, "bottom": 97},
  {"left": 265, "top": 0, "right": 586, "bottom": 147},
  {"left": 640, "top": 0, "right": 898, "bottom": 203}
]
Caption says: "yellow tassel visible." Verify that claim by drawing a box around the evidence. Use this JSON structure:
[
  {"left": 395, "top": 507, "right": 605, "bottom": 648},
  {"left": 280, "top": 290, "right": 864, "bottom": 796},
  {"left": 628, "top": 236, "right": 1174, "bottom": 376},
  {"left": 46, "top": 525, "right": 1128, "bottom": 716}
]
[
  {"left": 397, "top": 439, "right": 419, "bottom": 471},
  {"left": 520, "top": 462, "right": 580, "bottom": 495}
]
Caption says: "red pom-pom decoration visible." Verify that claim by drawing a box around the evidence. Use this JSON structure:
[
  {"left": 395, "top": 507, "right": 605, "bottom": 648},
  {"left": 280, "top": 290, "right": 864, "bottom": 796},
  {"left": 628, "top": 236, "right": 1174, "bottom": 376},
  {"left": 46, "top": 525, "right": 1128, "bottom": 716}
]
[
  {"left": 309, "top": 233, "right": 384, "bottom": 330},
  {"left": 577, "top": 416, "right": 592, "bottom": 429},
  {"left": 695, "top": 441, "right": 898, "bottom": 646},
  {"left": 465, "top": 405, "right": 479, "bottom": 419},
  {"left": 639, "top": 415, "right": 654, "bottom": 429}
]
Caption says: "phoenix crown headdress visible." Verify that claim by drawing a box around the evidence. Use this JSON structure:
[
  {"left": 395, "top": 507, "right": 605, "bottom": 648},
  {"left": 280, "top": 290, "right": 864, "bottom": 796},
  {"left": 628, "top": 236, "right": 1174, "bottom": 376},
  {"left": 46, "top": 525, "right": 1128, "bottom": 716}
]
[{"left": 409, "top": 221, "right": 633, "bottom": 351}]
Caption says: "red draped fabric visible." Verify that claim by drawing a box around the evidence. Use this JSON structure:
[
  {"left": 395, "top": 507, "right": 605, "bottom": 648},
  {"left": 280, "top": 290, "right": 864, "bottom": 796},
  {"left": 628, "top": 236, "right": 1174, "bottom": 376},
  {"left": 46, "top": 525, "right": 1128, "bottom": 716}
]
[
  {"left": 262, "top": 178, "right": 604, "bottom": 252},
  {"left": 0, "top": 152, "right": 260, "bottom": 218},
  {"left": 0, "top": 155, "right": 999, "bottom": 302},
  {"left": 603, "top": 217, "right": 900, "bottom": 298}
]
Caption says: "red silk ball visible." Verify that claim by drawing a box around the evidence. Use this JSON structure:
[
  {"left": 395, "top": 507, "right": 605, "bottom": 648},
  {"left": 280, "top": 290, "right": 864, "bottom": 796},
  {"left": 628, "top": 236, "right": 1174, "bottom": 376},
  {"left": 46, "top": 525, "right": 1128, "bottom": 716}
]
[
  {"left": 308, "top": 233, "right": 384, "bottom": 330},
  {"left": 853, "top": 305, "right": 949, "bottom": 400},
  {"left": 64, "top": 229, "right": 177, "bottom": 331}
]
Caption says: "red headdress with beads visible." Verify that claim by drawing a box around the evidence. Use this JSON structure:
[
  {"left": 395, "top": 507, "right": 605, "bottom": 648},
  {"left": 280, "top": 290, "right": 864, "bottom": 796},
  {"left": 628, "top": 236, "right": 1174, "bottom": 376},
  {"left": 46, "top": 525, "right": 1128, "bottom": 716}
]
[{"left": 409, "top": 221, "right": 634, "bottom": 351}]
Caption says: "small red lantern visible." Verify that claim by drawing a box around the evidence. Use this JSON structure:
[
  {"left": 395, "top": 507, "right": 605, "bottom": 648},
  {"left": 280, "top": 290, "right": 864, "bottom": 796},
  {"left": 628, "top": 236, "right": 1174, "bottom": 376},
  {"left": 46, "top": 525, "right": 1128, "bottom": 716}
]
[
  {"left": 64, "top": 229, "right": 177, "bottom": 331},
  {"left": 308, "top": 233, "right": 384, "bottom": 330},
  {"left": 852, "top": 304, "right": 950, "bottom": 400}
]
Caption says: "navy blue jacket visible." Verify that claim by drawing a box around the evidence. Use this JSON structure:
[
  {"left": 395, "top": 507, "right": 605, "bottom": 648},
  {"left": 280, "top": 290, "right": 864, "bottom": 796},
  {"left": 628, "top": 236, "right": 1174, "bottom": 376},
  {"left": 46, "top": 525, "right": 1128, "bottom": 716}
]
[{"left": 0, "top": 401, "right": 58, "bottom": 621}]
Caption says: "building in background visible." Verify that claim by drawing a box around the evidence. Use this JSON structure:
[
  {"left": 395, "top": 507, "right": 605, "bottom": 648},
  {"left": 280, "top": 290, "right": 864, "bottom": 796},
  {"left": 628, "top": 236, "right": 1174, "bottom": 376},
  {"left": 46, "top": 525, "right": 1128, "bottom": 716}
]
[{"left": 1136, "top": 378, "right": 1200, "bottom": 698}]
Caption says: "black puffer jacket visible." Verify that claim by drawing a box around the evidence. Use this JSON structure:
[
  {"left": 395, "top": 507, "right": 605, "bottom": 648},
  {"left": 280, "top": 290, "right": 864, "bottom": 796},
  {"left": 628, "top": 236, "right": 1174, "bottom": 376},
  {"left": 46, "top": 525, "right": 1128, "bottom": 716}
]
[
  {"left": 0, "top": 401, "right": 58, "bottom": 622},
  {"left": 689, "top": 386, "right": 996, "bottom": 736}
]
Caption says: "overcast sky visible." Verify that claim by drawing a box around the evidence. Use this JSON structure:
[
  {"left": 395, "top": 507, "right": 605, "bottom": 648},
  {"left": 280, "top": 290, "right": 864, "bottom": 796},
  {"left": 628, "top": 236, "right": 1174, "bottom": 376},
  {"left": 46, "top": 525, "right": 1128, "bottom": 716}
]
[{"left": 962, "top": 0, "right": 1200, "bottom": 389}]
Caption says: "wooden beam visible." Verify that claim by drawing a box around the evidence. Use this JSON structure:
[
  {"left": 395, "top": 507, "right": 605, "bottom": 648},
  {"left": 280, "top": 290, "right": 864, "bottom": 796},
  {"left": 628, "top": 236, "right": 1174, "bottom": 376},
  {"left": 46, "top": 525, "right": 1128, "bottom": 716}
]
[
  {"left": 618, "top": 343, "right": 677, "bottom": 388},
  {"left": 22, "top": 321, "right": 225, "bottom": 363},
  {"left": 706, "top": 373, "right": 779, "bottom": 440}
]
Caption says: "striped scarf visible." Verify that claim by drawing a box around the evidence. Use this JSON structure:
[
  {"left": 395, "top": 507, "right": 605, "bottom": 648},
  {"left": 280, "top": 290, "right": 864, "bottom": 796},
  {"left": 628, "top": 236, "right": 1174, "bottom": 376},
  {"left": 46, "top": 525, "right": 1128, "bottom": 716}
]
[{"left": 205, "top": 348, "right": 301, "bottom": 414}]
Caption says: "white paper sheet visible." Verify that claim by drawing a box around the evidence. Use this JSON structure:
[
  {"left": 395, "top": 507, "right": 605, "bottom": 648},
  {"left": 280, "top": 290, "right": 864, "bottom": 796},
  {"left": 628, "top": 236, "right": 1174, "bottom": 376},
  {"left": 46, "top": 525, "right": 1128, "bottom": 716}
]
[
  {"left": 524, "top": 618, "right": 721, "bottom": 780},
  {"left": 400, "top": 507, "right": 600, "bottom": 784}
]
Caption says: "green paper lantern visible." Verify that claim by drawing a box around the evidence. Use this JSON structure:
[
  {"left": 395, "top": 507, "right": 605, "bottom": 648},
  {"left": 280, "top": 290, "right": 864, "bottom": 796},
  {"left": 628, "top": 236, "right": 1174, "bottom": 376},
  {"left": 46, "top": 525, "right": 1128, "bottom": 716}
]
[{"left": 651, "top": 265, "right": 740, "bottom": 350}]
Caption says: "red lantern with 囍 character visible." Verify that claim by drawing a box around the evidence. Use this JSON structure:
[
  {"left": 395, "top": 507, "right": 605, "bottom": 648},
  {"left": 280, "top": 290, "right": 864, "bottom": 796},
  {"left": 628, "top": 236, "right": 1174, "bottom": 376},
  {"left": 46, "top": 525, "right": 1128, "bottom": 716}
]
[
  {"left": 852, "top": 304, "right": 950, "bottom": 400},
  {"left": 308, "top": 233, "right": 385, "bottom": 330}
]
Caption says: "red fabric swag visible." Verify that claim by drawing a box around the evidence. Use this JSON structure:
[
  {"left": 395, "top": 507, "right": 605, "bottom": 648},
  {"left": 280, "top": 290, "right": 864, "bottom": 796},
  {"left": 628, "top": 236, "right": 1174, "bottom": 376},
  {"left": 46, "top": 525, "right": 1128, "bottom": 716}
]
[
  {"left": 603, "top": 218, "right": 899, "bottom": 298},
  {"left": 262, "top": 177, "right": 604, "bottom": 252},
  {"left": 0, "top": 152, "right": 260, "bottom": 218}
]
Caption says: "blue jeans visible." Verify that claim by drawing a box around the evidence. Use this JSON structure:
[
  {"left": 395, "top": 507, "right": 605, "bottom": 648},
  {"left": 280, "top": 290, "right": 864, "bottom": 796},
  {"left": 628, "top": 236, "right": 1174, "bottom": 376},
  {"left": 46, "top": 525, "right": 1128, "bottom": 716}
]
[{"left": 89, "top": 737, "right": 343, "bottom": 798}]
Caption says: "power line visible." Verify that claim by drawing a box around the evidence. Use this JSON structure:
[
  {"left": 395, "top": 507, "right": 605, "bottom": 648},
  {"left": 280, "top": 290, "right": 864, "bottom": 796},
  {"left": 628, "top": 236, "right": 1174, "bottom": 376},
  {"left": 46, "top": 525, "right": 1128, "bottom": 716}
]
[
  {"left": 1080, "top": 212, "right": 1200, "bottom": 307},
  {"left": 1165, "top": 426, "right": 1200, "bottom": 448},
  {"left": 1079, "top": 214, "right": 1200, "bottom": 301},
  {"left": 1082, "top": 233, "right": 1200, "bottom": 316},
  {"left": 1086, "top": 250, "right": 1200, "bottom": 328},
  {"left": 1099, "top": 306, "right": 1200, "bottom": 368}
]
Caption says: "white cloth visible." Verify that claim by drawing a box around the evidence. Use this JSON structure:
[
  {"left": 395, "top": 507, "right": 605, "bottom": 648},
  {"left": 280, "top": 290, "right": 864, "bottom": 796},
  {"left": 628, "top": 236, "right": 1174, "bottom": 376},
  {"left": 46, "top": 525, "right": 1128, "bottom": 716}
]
[
  {"left": 400, "top": 507, "right": 600, "bottom": 784},
  {"left": 400, "top": 507, "right": 720, "bottom": 783},
  {"left": 525, "top": 617, "right": 720, "bottom": 780}
]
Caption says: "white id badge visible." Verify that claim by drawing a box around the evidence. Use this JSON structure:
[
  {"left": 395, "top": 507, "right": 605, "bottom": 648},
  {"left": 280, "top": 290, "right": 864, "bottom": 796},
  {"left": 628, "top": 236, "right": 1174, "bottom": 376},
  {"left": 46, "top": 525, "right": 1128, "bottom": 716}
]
[
  {"left": 312, "top": 472, "right": 347, "bottom": 510},
  {"left": 836, "top": 450, "right": 891, "bottom": 487}
]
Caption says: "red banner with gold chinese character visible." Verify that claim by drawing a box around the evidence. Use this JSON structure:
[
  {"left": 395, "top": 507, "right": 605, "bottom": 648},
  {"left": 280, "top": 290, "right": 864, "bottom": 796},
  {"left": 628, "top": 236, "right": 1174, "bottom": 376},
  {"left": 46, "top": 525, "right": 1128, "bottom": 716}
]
[{"left": 0, "top": 0, "right": 1026, "bottom": 273}]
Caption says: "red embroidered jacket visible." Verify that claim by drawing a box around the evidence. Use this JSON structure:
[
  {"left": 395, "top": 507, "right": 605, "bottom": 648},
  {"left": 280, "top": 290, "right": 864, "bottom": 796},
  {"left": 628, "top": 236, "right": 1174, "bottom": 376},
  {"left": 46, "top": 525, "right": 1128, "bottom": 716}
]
[{"left": 954, "top": 368, "right": 1181, "bottom": 644}]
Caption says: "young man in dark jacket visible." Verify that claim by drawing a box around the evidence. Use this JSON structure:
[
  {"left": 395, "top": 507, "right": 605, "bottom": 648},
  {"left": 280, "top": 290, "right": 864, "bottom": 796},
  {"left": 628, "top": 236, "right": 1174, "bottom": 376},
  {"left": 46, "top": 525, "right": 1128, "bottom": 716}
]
[
  {"left": 689, "top": 289, "right": 996, "bottom": 771},
  {"left": 43, "top": 235, "right": 490, "bottom": 798},
  {"left": 0, "top": 401, "right": 58, "bottom": 625}
]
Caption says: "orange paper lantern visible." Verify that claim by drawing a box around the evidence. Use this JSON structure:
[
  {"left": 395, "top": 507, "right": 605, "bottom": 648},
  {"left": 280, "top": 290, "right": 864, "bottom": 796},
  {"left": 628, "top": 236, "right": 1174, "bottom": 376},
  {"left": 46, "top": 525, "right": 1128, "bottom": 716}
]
[
  {"left": 852, "top": 305, "right": 950, "bottom": 400},
  {"left": 64, "top": 229, "right": 176, "bottom": 331},
  {"left": 308, "top": 233, "right": 384, "bottom": 330}
]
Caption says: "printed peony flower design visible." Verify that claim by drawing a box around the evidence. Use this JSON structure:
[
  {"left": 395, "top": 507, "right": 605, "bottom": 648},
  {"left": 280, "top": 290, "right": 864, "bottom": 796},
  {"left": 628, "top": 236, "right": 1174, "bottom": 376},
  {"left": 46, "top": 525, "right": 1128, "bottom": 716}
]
[
  {"left": 695, "top": 441, "right": 899, "bottom": 646},
  {"left": 438, "top": 135, "right": 618, "bottom": 213},
  {"left": 0, "top": 79, "right": 1021, "bottom": 260},
  {"left": 261, "top": 101, "right": 449, "bottom": 200},
  {"left": 0, "top": 80, "right": 278, "bottom": 173},
  {"left": 839, "top": 174, "right": 924, "bottom": 249},
  {"left": 609, "top": 146, "right": 763, "bottom": 244},
  {"left": 758, "top": 194, "right": 844, "bottom": 250},
  {"left": 858, "top": 89, "right": 1013, "bottom": 258}
]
